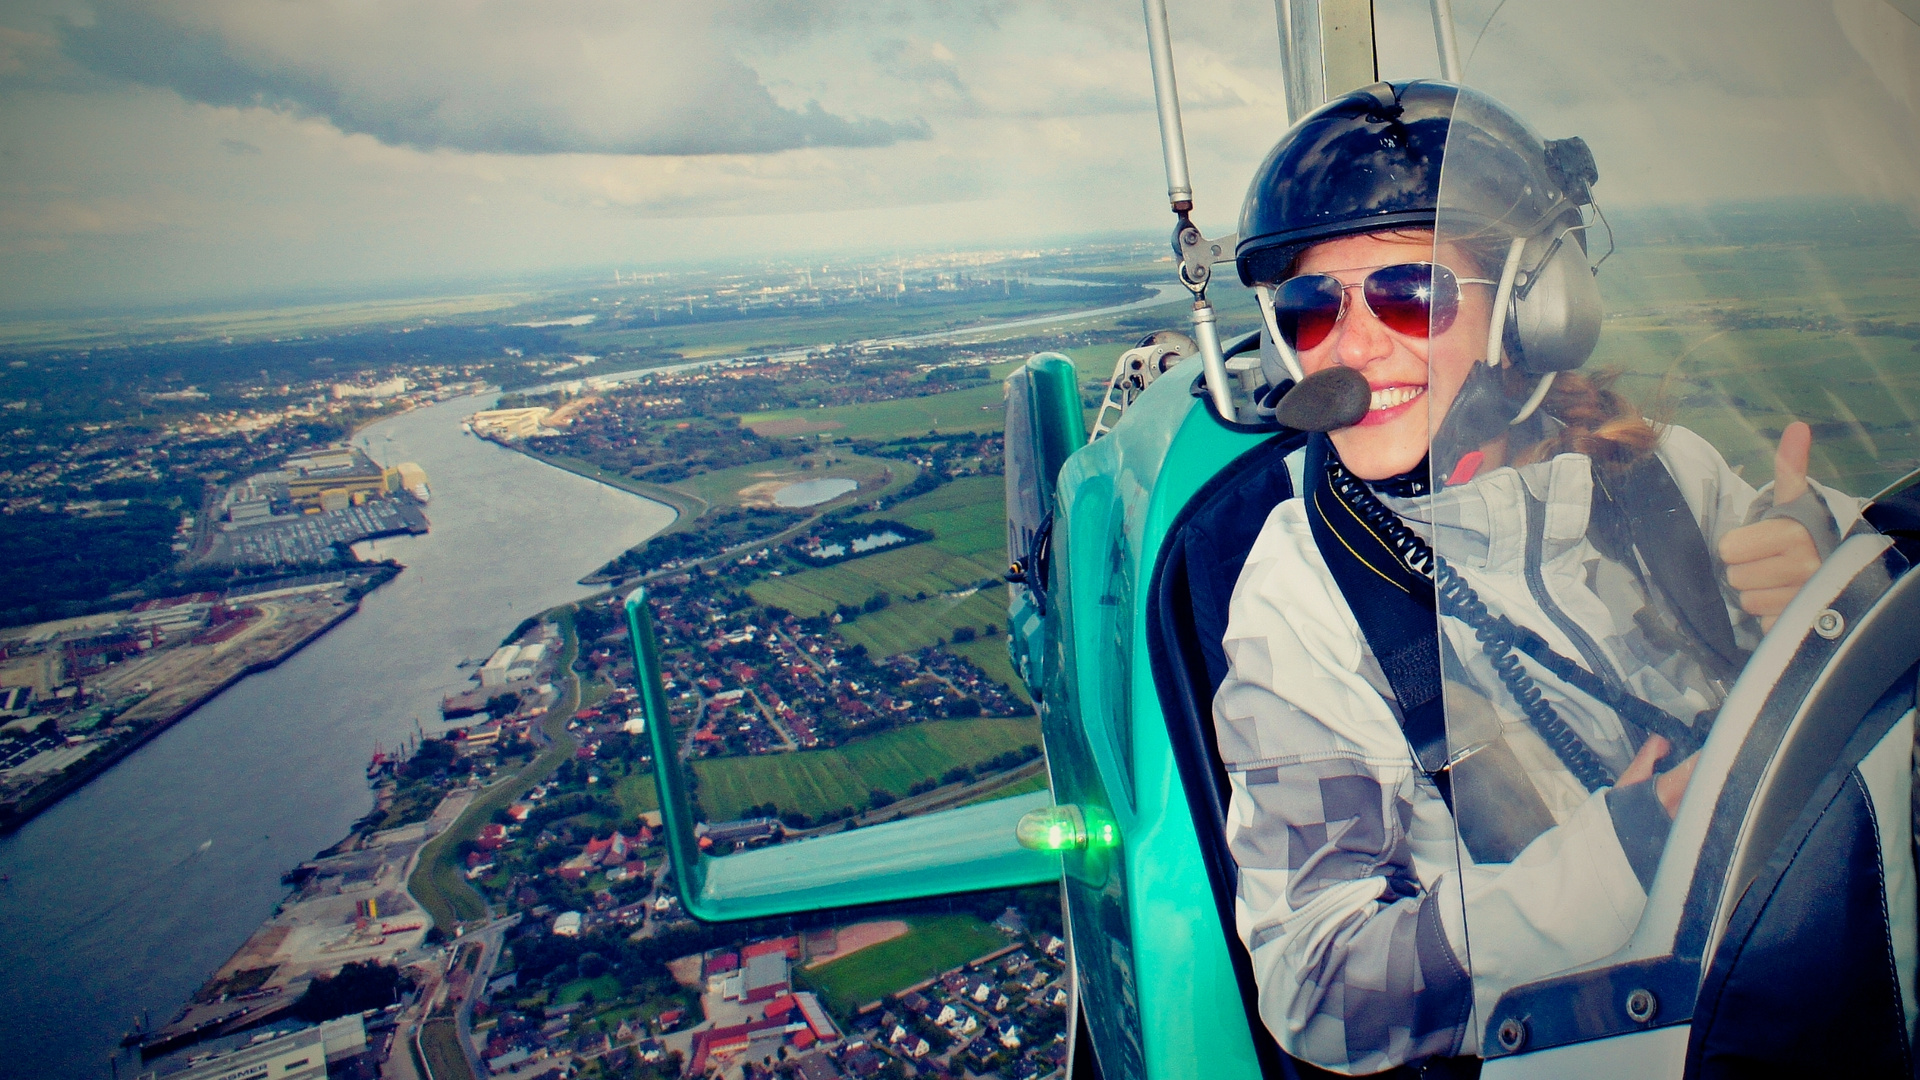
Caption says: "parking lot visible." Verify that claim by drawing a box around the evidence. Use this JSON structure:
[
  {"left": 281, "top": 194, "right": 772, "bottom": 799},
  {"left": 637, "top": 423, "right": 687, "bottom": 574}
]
[{"left": 204, "top": 501, "right": 428, "bottom": 566}]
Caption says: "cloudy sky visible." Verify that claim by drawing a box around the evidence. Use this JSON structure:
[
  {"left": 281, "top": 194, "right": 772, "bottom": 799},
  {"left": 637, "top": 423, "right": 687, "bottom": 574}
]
[{"left": 0, "top": 0, "right": 1912, "bottom": 314}]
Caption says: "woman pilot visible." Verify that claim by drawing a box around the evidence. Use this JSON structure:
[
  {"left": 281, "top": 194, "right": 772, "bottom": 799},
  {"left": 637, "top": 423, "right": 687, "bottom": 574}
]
[{"left": 1212, "top": 81, "right": 1857, "bottom": 1073}]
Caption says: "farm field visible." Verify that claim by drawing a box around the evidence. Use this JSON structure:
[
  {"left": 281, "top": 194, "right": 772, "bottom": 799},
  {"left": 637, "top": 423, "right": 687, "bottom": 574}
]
[
  {"left": 749, "top": 473, "right": 1008, "bottom": 619},
  {"left": 691, "top": 715, "right": 1040, "bottom": 822},
  {"left": 798, "top": 914, "right": 1009, "bottom": 1016},
  {"left": 0, "top": 289, "right": 535, "bottom": 350},
  {"left": 956, "top": 771, "right": 1049, "bottom": 809},
  {"left": 833, "top": 590, "right": 1005, "bottom": 658},
  {"left": 564, "top": 284, "right": 1147, "bottom": 360},
  {"left": 1575, "top": 234, "right": 1920, "bottom": 494},
  {"left": 745, "top": 382, "right": 1007, "bottom": 441},
  {"left": 748, "top": 542, "right": 1000, "bottom": 618},
  {"left": 864, "top": 474, "right": 1006, "bottom": 562}
]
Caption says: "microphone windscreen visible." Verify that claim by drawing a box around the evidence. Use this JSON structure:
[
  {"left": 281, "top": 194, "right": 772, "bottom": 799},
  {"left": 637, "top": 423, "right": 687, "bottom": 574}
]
[{"left": 1274, "top": 366, "right": 1371, "bottom": 432}]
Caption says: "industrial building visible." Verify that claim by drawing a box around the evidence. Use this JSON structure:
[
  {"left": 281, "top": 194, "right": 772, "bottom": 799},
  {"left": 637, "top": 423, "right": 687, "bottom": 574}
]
[
  {"left": 221, "top": 449, "right": 430, "bottom": 527},
  {"left": 479, "top": 645, "right": 520, "bottom": 688},
  {"left": 330, "top": 377, "right": 408, "bottom": 400},
  {"left": 283, "top": 447, "right": 397, "bottom": 511},
  {"left": 392, "top": 461, "right": 430, "bottom": 502},
  {"left": 468, "top": 406, "right": 551, "bottom": 440},
  {"left": 139, "top": 1015, "right": 366, "bottom": 1080}
]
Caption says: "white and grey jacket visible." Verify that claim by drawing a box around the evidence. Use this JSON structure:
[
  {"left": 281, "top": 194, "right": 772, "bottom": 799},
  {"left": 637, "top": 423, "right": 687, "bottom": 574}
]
[{"left": 1212, "top": 426, "right": 1860, "bottom": 1073}]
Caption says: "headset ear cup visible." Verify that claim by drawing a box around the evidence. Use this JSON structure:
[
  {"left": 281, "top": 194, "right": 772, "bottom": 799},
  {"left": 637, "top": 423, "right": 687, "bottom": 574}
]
[{"left": 1505, "top": 236, "right": 1602, "bottom": 373}]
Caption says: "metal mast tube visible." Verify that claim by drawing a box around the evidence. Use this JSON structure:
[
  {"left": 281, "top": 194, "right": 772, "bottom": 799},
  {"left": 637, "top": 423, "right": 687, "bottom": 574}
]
[
  {"left": 1430, "top": 0, "right": 1463, "bottom": 81},
  {"left": 1142, "top": 0, "right": 1193, "bottom": 208},
  {"left": 1273, "top": 0, "right": 1323, "bottom": 124}
]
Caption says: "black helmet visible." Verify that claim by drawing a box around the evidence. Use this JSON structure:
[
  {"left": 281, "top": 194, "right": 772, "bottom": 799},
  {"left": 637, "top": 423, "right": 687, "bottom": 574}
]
[{"left": 1236, "top": 80, "right": 1603, "bottom": 374}]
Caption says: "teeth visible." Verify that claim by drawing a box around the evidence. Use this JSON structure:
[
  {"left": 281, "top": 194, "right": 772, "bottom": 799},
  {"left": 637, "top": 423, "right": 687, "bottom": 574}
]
[{"left": 1369, "top": 385, "right": 1425, "bottom": 412}]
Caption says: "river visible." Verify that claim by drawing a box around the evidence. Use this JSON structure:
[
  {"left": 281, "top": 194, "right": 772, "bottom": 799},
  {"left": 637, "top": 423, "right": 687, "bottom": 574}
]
[{"left": 0, "top": 393, "right": 675, "bottom": 1080}]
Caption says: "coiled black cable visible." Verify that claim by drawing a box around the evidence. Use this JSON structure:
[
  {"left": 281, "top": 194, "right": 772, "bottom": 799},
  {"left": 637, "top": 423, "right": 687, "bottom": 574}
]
[{"left": 1327, "top": 459, "right": 1706, "bottom": 792}]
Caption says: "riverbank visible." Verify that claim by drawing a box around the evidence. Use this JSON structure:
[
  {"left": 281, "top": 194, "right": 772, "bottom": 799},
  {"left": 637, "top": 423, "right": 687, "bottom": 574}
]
[
  {"left": 0, "top": 391, "right": 679, "bottom": 1080},
  {"left": 0, "top": 567, "right": 399, "bottom": 834},
  {"left": 133, "top": 595, "right": 591, "bottom": 1067}
]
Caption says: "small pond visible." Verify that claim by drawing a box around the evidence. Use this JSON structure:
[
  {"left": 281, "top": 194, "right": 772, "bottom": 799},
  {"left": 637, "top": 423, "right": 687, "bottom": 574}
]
[
  {"left": 851, "top": 530, "right": 906, "bottom": 553},
  {"left": 773, "top": 478, "right": 859, "bottom": 508}
]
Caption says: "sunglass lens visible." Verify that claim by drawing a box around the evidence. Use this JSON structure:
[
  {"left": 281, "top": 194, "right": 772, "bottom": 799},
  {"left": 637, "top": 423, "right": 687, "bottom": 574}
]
[
  {"left": 1364, "top": 262, "right": 1458, "bottom": 338},
  {"left": 1275, "top": 274, "right": 1344, "bottom": 351}
]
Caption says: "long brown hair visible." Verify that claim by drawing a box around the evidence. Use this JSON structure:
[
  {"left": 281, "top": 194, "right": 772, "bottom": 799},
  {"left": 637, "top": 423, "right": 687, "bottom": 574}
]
[{"left": 1510, "top": 369, "right": 1660, "bottom": 472}]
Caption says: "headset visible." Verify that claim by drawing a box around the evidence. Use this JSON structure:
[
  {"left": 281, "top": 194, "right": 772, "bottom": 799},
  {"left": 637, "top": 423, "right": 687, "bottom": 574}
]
[{"left": 1234, "top": 81, "right": 1609, "bottom": 436}]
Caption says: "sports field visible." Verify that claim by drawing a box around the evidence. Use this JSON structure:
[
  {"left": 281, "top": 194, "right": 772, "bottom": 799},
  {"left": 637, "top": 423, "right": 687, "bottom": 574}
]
[
  {"left": 691, "top": 715, "right": 1040, "bottom": 822},
  {"left": 798, "top": 914, "right": 1009, "bottom": 1015}
]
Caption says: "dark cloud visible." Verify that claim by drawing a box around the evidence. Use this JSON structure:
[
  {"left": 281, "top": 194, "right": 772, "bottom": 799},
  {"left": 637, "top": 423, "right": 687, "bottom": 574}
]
[{"left": 60, "top": 2, "right": 928, "bottom": 156}]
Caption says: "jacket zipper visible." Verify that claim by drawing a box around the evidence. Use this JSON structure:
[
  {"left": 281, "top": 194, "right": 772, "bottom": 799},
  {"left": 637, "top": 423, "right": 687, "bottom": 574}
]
[{"left": 1522, "top": 490, "right": 1631, "bottom": 700}]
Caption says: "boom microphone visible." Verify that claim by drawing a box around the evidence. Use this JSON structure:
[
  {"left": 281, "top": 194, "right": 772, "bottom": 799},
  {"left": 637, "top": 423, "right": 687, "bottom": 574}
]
[{"left": 1274, "top": 366, "right": 1371, "bottom": 432}]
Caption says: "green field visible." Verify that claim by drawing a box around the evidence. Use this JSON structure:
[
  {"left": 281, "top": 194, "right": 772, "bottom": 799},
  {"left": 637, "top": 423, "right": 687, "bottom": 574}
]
[
  {"left": 1542, "top": 232, "right": 1920, "bottom": 495},
  {"left": 800, "top": 914, "right": 1009, "bottom": 1015},
  {"left": 863, "top": 474, "right": 1006, "bottom": 561},
  {"left": 956, "top": 771, "right": 1050, "bottom": 808},
  {"left": 692, "top": 715, "right": 1040, "bottom": 822},
  {"left": 417, "top": 1019, "right": 477, "bottom": 1080},
  {"left": 833, "top": 589, "right": 1006, "bottom": 657},
  {"left": 751, "top": 472, "right": 1007, "bottom": 627},
  {"left": 746, "top": 382, "right": 1008, "bottom": 441},
  {"left": 749, "top": 542, "right": 1001, "bottom": 618},
  {"left": 562, "top": 285, "right": 1149, "bottom": 360},
  {"left": 613, "top": 768, "right": 661, "bottom": 817},
  {"left": 556, "top": 974, "right": 623, "bottom": 1006}
]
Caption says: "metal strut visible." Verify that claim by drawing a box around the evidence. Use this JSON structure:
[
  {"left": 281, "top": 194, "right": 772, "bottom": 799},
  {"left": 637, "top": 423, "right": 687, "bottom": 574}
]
[{"left": 1141, "top": 0, "right": 1238, "bottom": 423}]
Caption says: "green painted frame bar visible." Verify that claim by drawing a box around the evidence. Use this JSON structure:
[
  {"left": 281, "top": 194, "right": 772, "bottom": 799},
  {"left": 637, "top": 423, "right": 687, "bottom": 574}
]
[
  {"left": 624, "top": 588, "right": 1062, "bottom": 922},
  {"left": 1026, "top": 352, "right": 1086, "bottom": 489}
]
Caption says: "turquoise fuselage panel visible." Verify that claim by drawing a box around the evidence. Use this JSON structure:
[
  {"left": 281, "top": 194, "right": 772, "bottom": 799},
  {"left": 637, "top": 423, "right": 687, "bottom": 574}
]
[{"left": 1044, "top": 358, "right": 1275, "bottom": 1080}]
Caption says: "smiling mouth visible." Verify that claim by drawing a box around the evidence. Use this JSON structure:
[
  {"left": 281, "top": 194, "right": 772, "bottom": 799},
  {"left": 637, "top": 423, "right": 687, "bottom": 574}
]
[{"left": 1369, "top": 385, "right": 1425, "bottom": 412}]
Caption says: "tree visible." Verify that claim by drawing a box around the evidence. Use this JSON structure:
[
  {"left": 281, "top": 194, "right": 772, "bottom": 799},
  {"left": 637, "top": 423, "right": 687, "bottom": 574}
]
[{"left": 292, "top": 961, "right": 413, "bottom": 1022}]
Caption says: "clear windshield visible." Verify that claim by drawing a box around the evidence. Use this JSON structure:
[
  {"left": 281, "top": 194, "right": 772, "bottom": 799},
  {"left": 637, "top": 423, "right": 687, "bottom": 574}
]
[{"left": 1425, "top": 0, "right": 1920, "bottom": 1051}]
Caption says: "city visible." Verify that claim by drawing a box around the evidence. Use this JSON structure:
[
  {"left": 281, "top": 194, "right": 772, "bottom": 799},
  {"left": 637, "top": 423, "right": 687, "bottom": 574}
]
[{"left": 0, "top": 240, "right": 1192, "bottom": 1080}]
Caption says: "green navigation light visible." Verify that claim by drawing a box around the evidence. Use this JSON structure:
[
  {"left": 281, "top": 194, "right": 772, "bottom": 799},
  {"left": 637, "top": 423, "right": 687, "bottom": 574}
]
[
  {"left": 1014, "top": 804, "right": 1121, "bottom": 852},
  {"left": 1016, "top": 805, "right": 1088, "bottom": 851}
]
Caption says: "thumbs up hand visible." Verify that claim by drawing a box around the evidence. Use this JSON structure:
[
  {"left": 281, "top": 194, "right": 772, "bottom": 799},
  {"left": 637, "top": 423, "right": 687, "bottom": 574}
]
[{"left": 1718, "top": 422, "right": 1821, "bottom": 632}]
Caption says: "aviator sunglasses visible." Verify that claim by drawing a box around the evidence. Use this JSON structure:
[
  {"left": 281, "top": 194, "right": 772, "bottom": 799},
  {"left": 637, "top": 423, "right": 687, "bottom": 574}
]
[{"left": 1271, "top": 262, "right": 1497, "bottom": 351}]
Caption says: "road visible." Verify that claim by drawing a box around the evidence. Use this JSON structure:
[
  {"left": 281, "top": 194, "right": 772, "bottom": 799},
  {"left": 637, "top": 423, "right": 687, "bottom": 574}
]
[{"left": 453, "top": 914, "right": 522, "bottom": 1077}]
